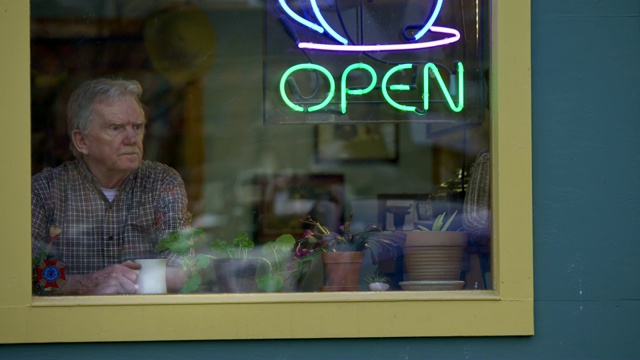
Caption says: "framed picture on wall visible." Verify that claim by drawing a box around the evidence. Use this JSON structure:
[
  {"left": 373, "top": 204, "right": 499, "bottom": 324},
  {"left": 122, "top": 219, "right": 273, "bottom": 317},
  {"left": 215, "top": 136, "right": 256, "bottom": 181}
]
[
  {"left": 377, "top": 194, "right": 435, "bottom": 231},
  {"left": 315, "top": 123, "right": 398, "bottom": 163}
]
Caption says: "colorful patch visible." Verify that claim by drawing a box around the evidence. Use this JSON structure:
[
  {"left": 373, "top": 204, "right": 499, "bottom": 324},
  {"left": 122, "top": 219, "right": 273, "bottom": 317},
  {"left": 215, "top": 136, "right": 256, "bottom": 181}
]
[{"left": 36, "top": 259, "right": 67, "bottom": 290}]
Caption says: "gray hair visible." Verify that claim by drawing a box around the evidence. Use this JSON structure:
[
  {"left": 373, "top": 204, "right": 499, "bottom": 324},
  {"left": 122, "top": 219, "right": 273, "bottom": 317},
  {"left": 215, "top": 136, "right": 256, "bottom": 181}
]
[{"left": 67, "top": 78, "right": 145, "bottom": 158}]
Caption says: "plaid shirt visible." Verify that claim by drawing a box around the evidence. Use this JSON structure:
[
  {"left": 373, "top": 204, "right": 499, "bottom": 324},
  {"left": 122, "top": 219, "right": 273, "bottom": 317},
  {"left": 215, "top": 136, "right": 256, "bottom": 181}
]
[{"left": 32, "top": 159, "right": 190, "bottom": 275}]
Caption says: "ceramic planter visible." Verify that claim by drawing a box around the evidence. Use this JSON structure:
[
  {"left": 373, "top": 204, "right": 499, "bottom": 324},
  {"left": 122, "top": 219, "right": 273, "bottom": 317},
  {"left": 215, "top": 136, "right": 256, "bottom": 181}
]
[
  {"left": 368, "top": 282, "right": 390, "bottom": 291},
  {"left": 403, "top": 231, "right": 468, "bottom": 281}
]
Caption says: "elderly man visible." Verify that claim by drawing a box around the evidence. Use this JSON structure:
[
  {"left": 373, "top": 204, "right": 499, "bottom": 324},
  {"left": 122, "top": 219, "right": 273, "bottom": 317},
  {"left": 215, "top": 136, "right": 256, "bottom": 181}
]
[{"left": 32, "top": 78, "right": 189, "bottom": 295}]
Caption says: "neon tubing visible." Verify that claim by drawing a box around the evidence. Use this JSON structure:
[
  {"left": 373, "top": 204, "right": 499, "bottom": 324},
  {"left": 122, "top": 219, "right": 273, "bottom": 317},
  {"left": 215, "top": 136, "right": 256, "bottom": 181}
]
[
  {"left": 279, "top": 0, "right": 325, "bottom": 34},
  {"left": 297, "top": 26, "right": 460, "bottom": 52},
  {"left": 279, "top": 63, "right": 335, "bottom": 112},
  {"left": 424, "top": 62, "right": 464, "bottom": 112},
  {"left": 381, "top": 64, "right": 417, "bottom": 113},
  {"left": 341, "top": 63, "right": 377, "bottom": 114},
  {"left": 413, "top": 0, "right": 444, "bottom": 41},
  {"left": 310, "top": 0, "right": 348, "bottom": 45}
]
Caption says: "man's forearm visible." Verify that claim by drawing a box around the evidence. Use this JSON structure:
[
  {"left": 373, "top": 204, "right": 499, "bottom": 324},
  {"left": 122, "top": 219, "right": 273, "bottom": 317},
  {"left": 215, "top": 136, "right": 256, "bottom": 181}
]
[
  {"left": 51, "top": 273, "right": 95, "bottom": 295},
  {"left": 52, "top": 262, "right": 140, "bottom": 295},
  {"left": 42, "top": 263, "right": 183, "bottom": 295}
]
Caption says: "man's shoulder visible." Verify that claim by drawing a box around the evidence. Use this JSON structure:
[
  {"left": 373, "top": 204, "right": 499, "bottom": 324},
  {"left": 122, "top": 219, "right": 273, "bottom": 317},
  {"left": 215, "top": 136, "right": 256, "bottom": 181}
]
[
  {"left": 138, "top": 161, "right": 182, "bottom": 183},
  {"left": 32, "top": 160, "right": 84, "bottom": 197},
  {"left": 139, "top": 160, "right": 177, "bottom": 175},
  {"left": 32, "top": 160, "right": 79, "bottom": 183}
]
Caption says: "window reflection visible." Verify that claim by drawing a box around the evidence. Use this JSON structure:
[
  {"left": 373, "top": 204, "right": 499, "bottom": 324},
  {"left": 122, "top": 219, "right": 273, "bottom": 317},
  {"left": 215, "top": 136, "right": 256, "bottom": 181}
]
[{"left": 31, "top": 0, "right": 491, "bottom": 295}]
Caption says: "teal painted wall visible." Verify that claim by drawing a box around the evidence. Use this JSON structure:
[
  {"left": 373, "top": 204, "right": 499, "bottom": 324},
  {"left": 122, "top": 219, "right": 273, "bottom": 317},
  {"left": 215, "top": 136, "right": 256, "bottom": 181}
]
[{"left": 2, "top": 0, "right": 639, "bottom": 358}]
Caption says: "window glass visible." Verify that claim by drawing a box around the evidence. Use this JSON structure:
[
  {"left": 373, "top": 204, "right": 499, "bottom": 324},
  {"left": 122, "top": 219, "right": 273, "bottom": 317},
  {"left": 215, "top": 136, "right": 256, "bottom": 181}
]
[{"left": 31, "top": 0, "right": 492, "bottom": 295}]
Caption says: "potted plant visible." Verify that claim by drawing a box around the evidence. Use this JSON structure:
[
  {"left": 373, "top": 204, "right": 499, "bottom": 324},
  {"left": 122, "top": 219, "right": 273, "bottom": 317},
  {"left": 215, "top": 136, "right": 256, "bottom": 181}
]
[
  {"left": 157, "top": 228, "right": 210, "bottom": 293},
  {"left": 282, "top": 228, "right": 329, "bottom": 292},
  {"left": 402, "top": 211, "right": 467, "bottom": 290},
  {"left": 364, "top": 272, "right": 390, "bottom": 292},
  {"left": 161, "top": 230, "right": 305, "bottom": 293},
  {"left": 256, "top": 234, "right": 297, "bottom": 292},
  {"left": 302, "top": 214, "right": 394, "bottom": 291},
  {"left": 210, "top": 232, "right": 261, "bottom": 293}
]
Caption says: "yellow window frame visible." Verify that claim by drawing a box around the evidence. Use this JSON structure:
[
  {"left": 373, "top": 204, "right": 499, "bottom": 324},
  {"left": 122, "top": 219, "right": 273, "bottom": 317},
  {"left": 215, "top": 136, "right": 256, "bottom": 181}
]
[{"left": 0, "top": 0, "right": 532, "bottom": 343}]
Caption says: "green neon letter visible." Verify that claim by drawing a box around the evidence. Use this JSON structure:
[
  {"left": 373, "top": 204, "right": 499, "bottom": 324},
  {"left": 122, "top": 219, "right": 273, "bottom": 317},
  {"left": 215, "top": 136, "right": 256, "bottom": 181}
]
[
  {"left": 340, "top": 63, "right": 377, "bottom": 114},
  {"left": 279, "top": 64, "right": 335, "bottom": 112},
  {"left": 424, "top": 62, "right": 464, "bottom": 112},
  {"left": 381, "top": 64, "right": 416, "bottom": 113}
]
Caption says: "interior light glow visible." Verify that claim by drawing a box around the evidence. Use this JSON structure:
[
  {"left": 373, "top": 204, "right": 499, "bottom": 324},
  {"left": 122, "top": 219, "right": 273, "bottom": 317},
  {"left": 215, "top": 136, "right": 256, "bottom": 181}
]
[
  {"left": 310, "top": 0, "right": 348, "bottom": 45},
  {"left": 279, "top": 63, "right": 335, "bottom": 112},
  {"left": 381, "top": 64, "right": 417, "bottom": 113},
  {"left": 340, "top": 63, "right": 377, "bottom": 114},
  {"left": 279, "top": 0, "right": 325, "bottom": 34},
  {"left": 424, "top": 62, "right": 464, "bottom": 112},
  {"left": 297, "top": 26, "right": 460, "bottom": 52},
  {"left": 413, "top": 0, "right": 444, "bottom": 41}
]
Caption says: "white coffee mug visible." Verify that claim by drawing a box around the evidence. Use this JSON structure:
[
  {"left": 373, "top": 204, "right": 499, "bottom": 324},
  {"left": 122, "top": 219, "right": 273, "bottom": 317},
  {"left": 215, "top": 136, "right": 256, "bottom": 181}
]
[{"left": 134, "top": 259, "right": 167, "bottom": 294}]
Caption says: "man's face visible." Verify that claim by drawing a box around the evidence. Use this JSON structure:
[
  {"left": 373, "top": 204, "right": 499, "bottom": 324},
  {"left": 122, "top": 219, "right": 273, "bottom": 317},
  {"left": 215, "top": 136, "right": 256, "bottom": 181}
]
[{"left": 79, "top": 96, "right": 145, "bottom": 185}]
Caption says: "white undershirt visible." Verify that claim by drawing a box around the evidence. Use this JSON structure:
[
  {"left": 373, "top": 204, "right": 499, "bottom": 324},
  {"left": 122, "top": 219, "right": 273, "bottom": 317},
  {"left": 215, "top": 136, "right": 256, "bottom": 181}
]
[{"left": 101, "top": 187, "right": 118, "bottom": 202}]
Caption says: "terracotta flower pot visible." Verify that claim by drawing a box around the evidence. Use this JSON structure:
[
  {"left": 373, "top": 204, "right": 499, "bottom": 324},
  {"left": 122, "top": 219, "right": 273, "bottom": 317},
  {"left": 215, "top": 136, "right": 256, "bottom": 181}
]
[
  {"left": 321, "top": 251, "right": 364, "bottom": 291},
  {"left": 403, "top": 232, "right": 468, "bottom": 281}
]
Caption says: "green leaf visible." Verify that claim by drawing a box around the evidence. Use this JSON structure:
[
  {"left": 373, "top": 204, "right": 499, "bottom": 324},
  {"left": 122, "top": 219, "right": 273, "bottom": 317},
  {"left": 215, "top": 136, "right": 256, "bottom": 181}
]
[
  {"left": 190, "top": 228, "right": 206, "bottom": 240},
  {"left": 233, "top": 232, "right": 254, "bottom": 251},
  {"left": 195, "top": 253, "right": 211, "bottom": 270},
  {"left": 210, "top": 239, "right": 232, "bottom": 256},
  {"left": 432, "top": 213, "right": 445, "bottom": 231},
  {"left": 158, "top": 228, "right": 206, "bottom": 254},
  {"left": 273, "top": 234, "right": 295, "bottom": 252},
  {"left": 180, "top": 274, "right": 202, "bottom": 293},
  {"left": 257, "top": 272, "right": 284, "bottom": 292},
  {"left": 158, "top": 237, "right": 192, "bottom": 255},
  {"left": 441, "top": 210, "right": 458, "bottom": 231},
  {"left": 233, "top": 232, "right": 254, "bottom": 258}
]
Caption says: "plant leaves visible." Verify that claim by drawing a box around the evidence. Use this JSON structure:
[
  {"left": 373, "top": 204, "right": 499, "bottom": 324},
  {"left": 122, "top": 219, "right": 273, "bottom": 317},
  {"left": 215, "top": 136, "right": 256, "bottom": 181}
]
[
  {"left": 233, "top": 232, "right": 254, "bottom": 252},
  {"left": 158, "top": 228, "right": 207, "bottom": 254},
  {"left": 195, "top": 253, "right": 211, "bottom": 270},
  {"left": 257, "top": 272, "right": 284, "bottom": 292},
  {"left": 180, "top": 273, "right": 202, "bottom": 293},
  {"left": 273, "top": 234, "right": 295, "bottom": 252},
  {"left": 441, "top": 210, "right": 458, "bottom": 231},
  {"left": 158, "top": 237, "right": 192, "bottom": 255},
  {"left": 432, "top": 213, "right": 445, "bottom": 231},
  {"left": 210, "top": 239, "right": 231, "bottom": 256}
]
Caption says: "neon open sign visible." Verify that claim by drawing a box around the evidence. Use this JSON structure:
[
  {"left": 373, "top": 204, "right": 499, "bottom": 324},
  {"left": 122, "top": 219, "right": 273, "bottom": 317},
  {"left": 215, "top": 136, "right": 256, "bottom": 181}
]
[
  {"left": 266, "top": 0, "right": 479, "bottom": 123},
  {"left": 279, "top": 62, "right": 464, "bottom": 114}
]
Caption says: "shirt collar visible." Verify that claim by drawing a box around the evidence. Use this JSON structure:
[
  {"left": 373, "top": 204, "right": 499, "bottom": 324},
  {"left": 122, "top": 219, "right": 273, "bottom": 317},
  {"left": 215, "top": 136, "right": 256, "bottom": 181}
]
[{"left": 75, "top": 158, "right": 139, "bottom": 192}]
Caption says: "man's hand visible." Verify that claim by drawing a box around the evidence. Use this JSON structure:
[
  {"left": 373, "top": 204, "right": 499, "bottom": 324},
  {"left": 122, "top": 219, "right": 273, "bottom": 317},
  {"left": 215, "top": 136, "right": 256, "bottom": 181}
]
[{"left": 60, "top": 261, "right": 142, "bottom": 295}]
